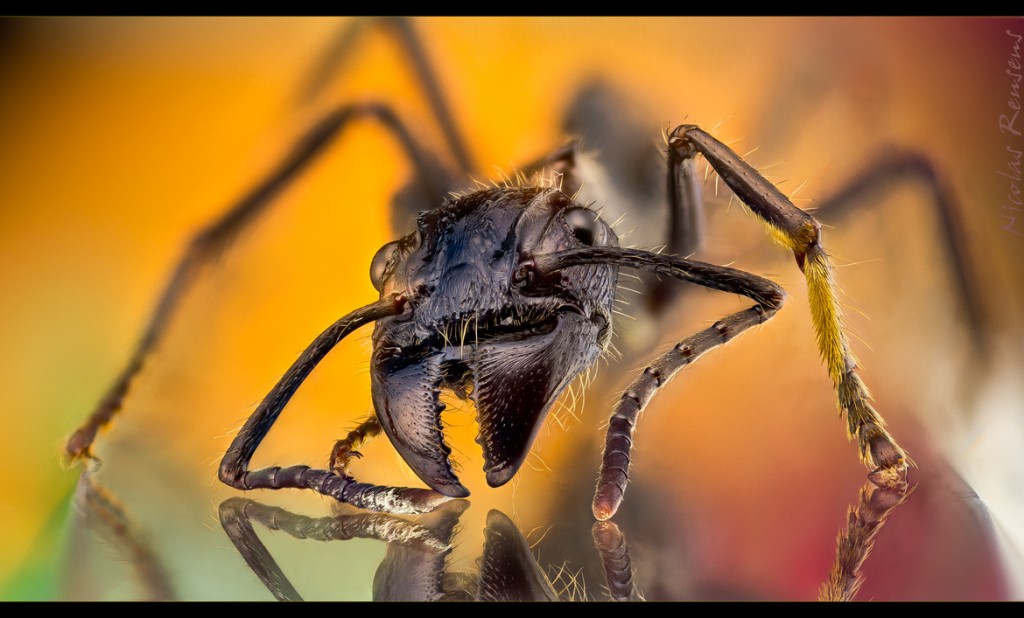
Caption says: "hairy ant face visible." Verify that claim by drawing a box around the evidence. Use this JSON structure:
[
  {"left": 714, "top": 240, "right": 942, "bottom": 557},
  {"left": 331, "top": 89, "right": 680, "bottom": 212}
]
[{"left": 369, "top": 187, "right": 617, "bottom": 495}]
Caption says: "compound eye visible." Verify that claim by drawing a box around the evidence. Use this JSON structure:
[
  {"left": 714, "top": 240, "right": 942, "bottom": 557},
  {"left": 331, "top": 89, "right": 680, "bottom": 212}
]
[
  {"left": 369, "top": 240, "right": 400, "bottom": 292},
  {"left": 563, "top": 207, "right": 605, "bottom": 246}
]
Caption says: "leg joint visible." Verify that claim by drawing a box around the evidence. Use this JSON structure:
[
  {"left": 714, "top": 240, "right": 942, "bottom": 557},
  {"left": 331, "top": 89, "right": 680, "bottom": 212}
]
[
  {"left": 642, "top": 366, "right": 662, "bottom": 386},
  {"left": 667, "top": 124, "right": 701, "bottom": 159},
  {"left": 674, "top": 342, "right": 694, "bottom": 358},
  {"left": 218, "top": 455, "right": 243, "bottom": 486}
]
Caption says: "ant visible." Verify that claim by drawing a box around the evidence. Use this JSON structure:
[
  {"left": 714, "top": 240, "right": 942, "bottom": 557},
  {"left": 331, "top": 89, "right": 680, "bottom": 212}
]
[{"left": 66, "top": 17, "right": 988, "bottom": 522}]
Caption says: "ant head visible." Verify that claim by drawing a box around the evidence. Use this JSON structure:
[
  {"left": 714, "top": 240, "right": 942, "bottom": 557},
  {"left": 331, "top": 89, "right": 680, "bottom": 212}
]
[{"left": 367, "top": 186, "right": 618, "bottom": 497}]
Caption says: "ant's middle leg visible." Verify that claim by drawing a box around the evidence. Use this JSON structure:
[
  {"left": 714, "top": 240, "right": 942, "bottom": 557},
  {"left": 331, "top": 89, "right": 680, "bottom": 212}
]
[{"left": 66, "top": 103, "right": 451, "bottom": 463}]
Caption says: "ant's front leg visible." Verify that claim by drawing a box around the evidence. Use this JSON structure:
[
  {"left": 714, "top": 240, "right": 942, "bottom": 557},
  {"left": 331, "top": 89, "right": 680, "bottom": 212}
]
[
  {"left": 669, "top": 125, "right": 909, "bottom": 485},
  {"left": 218, "top": 295, "right": 452, "bottom": 515},
  {"left": 819, "top": 480, "right": 910, "bottom": 601},
  {"left": 329, "top": 415, "right": 382, "bottom": 475}
]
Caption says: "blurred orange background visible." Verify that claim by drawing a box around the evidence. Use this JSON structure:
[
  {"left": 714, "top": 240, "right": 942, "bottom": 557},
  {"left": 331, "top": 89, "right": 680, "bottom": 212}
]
[{"left": 1, "top": 17, "right": 1022, "bottom": 599}]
